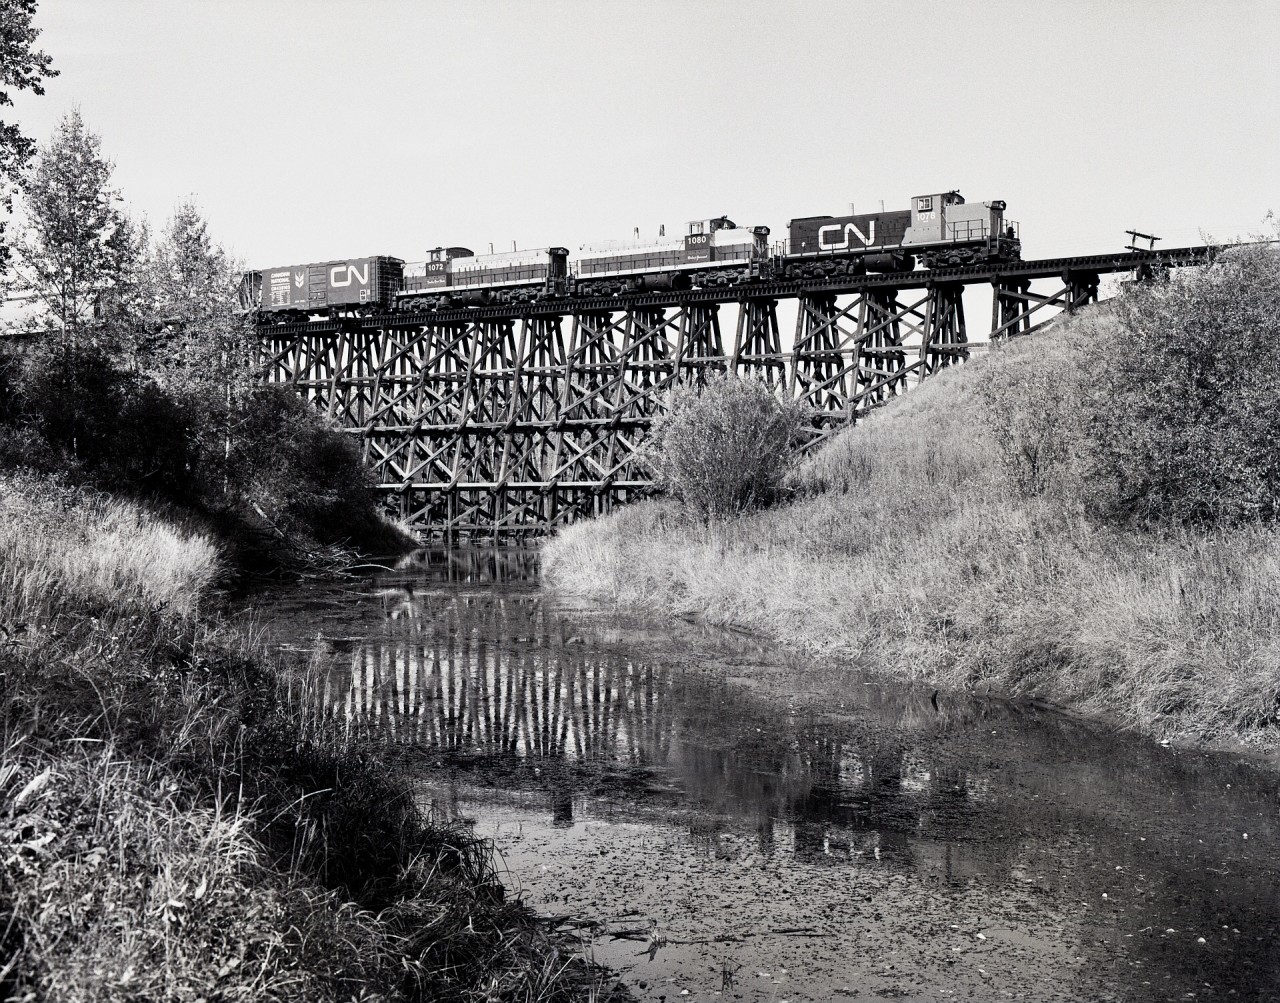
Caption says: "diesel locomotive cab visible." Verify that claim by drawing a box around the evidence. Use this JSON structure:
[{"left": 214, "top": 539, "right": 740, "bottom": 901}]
[
  {"left": 397, "top": 245, "right": 568, "bottom": 310},
  {"left": 903, "top": 192, "right": 1021, "bottom": 268},
  {"left": 403, "top": 246, "right": 474, "bottom": 293},
  {"left": 683, "top": 216, "right": 734, "bottom": 263}
]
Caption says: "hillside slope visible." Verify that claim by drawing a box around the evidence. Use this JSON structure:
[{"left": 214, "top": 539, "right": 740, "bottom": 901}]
[{"left": 544, "top": 309, "right": 1280, "bottom": 749}]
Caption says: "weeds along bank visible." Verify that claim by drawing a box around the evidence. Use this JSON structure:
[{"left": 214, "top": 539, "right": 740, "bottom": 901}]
[
  {"left": 0, "top": 474, "right": 611, "bottom": 1002},
  {"left": 544, "top": 248, "right": 1280, "bottom": 748}
]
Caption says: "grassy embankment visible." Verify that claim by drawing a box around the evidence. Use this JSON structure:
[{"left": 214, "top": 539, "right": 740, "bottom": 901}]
[
  {"left": 544, "top": 308, "right": 1280, "bottom": 748},
  {"left": 0, "top": 472, "right": 613, "bottom": 1002}
]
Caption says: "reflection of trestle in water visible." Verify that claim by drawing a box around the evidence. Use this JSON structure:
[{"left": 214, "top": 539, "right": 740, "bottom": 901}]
[
  {"left": 388, "top": 546, "right": 540, "bottom": 585},
  {"left": 290, "top": 593, "right": 992, "bottom": 852},
  {"left": 294, "top": 594, "right": 678, "bottom": 764}
]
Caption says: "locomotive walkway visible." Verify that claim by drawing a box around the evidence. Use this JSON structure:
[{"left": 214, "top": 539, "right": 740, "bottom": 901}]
[{"left": 256, "top": 243, "right": 1220, "bottom": 537}]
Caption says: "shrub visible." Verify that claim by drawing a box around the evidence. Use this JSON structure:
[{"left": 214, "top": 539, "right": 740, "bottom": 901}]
[
  {"left": 230, "top": 386, "right": 381, "bottom": 545},
  {"left": 0, "top": 346, "right": 400, "bottom": 556},
  {"left": 644, "top": 374, "right": 808, "bottom": 520},
  {"left": 1083, "top": 244, "right": 1280, "bottom": 525},
  {"left": 14, "top": 343, "right": 196, "bottom": 498}
]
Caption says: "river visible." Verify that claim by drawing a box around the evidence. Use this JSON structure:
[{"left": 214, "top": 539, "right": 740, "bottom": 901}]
[{"left": 248, "top": 546, "right": 1280, "bottom": 1003}]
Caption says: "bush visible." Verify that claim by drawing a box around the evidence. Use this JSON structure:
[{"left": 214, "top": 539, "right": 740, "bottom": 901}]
[
  {"left": 230, "top": 386, "right": 381, "bottom": 545},
  {"left": 14, "top": 343, "right": 196, "bottom": 498},
  {"left": 644, "top": 374, "right": 808, "bottom": 520},
  {"left": 0, "top": 347, "right": 402, "bottom": 556},
  {"left": 1083, "top": 244, "right": 1280, "bottom": 525}
]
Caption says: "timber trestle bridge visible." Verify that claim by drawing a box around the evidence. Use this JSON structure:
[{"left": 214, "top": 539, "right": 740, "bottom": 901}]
[{"left": 257, "top": 244, "right": 1215, "bottom": 537}]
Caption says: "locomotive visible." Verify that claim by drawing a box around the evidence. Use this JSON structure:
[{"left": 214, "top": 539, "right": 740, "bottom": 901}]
[
  {"left": 575, "top": 216, "right": 771, "bottom": 296},
  {"left": 783, "top": 190, "right": 1019, "bottom": 279},
  {"left": 246, "top": 190, "right": 1020, "bottom": 320}
]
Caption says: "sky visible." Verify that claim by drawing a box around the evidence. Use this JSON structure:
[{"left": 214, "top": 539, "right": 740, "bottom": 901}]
[{"left": 7, "top": 0, "right": 1279, "bottom": 272}]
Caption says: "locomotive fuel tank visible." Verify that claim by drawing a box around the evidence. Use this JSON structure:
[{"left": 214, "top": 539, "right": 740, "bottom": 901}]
[
  {"left": 630, "top": 271, "right": 692, "bottom": 291},
  {"left": 863, "top": 253, "right": 915, "bottom": 272},
  {"left": 449, "top": 289, "right": 494, "bottom": 306}
]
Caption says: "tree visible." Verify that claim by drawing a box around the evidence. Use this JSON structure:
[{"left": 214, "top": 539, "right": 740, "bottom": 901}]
[
  {"left": 14, "top": 108, "right": 130, "bottom": 342},
  {"left": 142, "top": 198, "right": 254, "bottom": 492},
  {"left": 0, "top": 0, "right": 57, "bottom": 271}
]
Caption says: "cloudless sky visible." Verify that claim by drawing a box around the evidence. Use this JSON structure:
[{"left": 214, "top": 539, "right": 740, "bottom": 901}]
[{"left": 9, "top": 0, "right": 1279, "bottom": 270}]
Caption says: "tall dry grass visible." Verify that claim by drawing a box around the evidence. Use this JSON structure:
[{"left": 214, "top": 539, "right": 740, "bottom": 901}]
[
  {"left": 544, "top": 309, "right": 1280, "bottom": 746},
  {"left": 1, "top": 748, "right": 387, "bottom": 1003},
  {"left": 0, "top": 475, "right": 221, "bottom": 624},
  {"left": 0, "top": 473, "right": 617, "bottom": 1001}
]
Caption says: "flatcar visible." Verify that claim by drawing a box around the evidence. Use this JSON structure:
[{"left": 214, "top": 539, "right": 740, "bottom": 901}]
[{"left": 783, "top": 191, "right": 1019, "bottom": 278}]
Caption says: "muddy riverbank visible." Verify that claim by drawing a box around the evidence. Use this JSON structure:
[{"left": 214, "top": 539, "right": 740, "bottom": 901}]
[{"left": 252, "top": 547, "right": 1280, "bottom": 1002}]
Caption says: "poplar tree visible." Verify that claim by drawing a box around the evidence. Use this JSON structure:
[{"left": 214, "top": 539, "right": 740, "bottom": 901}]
[
  {"left": 0, "top": 0, "right": 57, "bottom": 272},
  {"left": 145, "top": 198, "right": 253, "bottom": 492},
  {"left": 15, "top": 108, "right": 131, "bottom": 343}
]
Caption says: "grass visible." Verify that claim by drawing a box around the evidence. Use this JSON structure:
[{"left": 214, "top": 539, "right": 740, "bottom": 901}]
[
  {"left": 543, "top": 308, "right": 1280, "bottom": 748},
  {"left": 0, "top": 471, "right": 617, "bottom": 1002}
]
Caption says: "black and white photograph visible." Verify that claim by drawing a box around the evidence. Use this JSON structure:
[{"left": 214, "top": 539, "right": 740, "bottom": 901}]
[{"left": 2, "top": 1, "right": 1279, "bottom": 1000}]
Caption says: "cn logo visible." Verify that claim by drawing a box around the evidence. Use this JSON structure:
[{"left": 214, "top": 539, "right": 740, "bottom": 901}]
[
  {"left": 330, "top": 262, "right": 370, "bottom": 287},
  {"left": 293, "top": 270, "right": 305, "bottom": 287},
  {"left": 817, "top": 220, "right": 876, "bottom": 250}
]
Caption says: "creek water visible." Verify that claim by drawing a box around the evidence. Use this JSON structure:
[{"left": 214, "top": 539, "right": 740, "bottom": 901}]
[{"left": 250, "top": 547, "right": 1280, "bottom": 1003}]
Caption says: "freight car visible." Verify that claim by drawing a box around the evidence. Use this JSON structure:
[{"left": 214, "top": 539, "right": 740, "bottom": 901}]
[
  {"left": 253, "top": 255, "right": 404, "bottom": 322},
  {"left": 782, "top": 191, "right": 1019, "bottom": 278}
]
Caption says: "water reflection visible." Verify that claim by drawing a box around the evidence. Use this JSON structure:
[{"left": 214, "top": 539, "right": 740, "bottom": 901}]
[
  {"left": 379, "top": 546, "right": 541, "bottom": 585},
  {"left": 268, "top": 562, "right": 1280, "bottom": 1000},
  {"left": 289, "top": 590, "right": 1014, "bottom": 849}
]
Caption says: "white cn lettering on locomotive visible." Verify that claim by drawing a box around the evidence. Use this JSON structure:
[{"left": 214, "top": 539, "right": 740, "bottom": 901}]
[
  {"left": 816, "top": 220, "right": 876, "bottom": 251},
  {"left": 330, "top": 262, "right": 370, "bottom": 287}
]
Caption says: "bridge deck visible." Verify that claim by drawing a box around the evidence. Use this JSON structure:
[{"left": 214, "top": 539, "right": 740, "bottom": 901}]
[{"left": 261, "top": 245, "right": 1215, "bottom": 335}]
